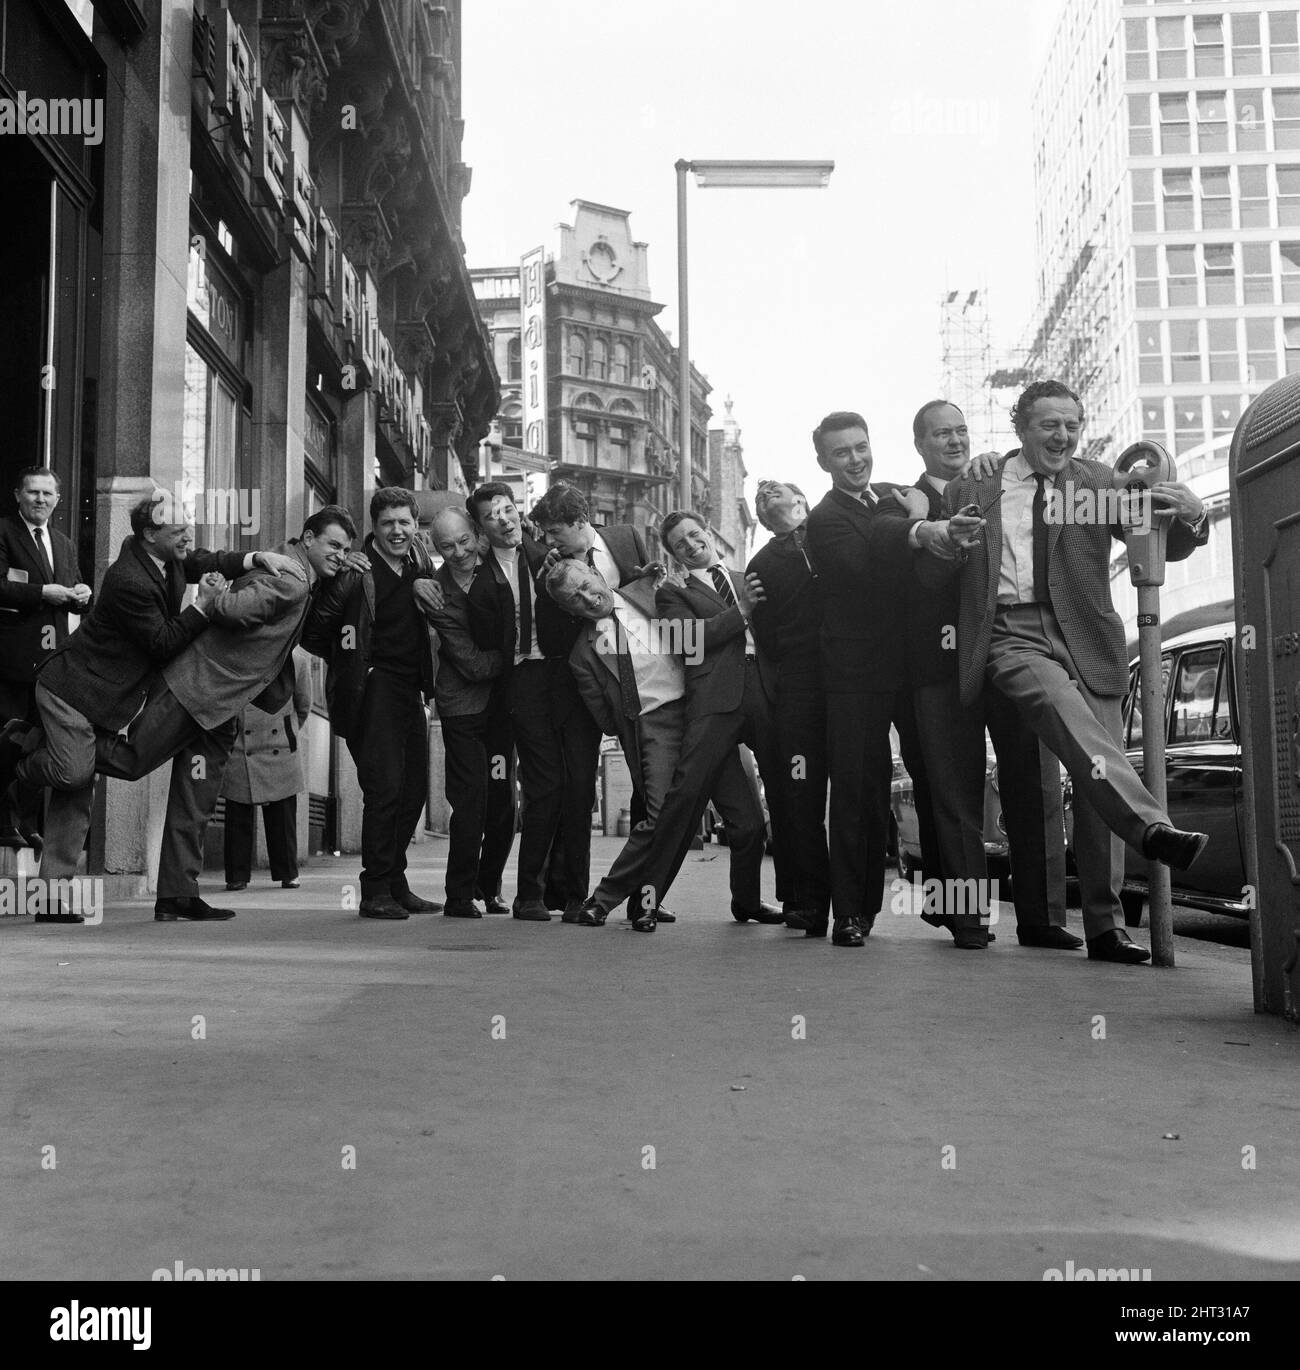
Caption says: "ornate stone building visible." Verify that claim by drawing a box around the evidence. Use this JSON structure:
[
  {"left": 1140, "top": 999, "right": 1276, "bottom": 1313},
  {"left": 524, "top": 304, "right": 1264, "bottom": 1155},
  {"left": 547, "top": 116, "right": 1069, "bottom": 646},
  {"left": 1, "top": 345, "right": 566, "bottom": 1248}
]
[{"left": 706, "top": 399, "right": 755, "bottom": 572}]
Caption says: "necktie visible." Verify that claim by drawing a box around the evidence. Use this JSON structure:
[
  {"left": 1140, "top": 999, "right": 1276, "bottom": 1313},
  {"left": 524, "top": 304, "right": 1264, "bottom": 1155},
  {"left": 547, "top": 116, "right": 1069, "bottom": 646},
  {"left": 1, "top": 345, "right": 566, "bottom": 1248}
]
[
  {"left": 709, "top": 564, "right": 737, "bottom": 607},
  {"left": 517, "top": 551, "right": 532, "bottom": 655},
  {"left": 584, "top": 545, "right": 597, "bottom": 571},
  {"left": 1031, "top": 474, "right": 1050, "bottom": 603},
  {"left": 32, "top": 526, "right": 53, "bottom": 581},
  {"left": 613, "top": 618, "right": 642, "bottom": 720}
]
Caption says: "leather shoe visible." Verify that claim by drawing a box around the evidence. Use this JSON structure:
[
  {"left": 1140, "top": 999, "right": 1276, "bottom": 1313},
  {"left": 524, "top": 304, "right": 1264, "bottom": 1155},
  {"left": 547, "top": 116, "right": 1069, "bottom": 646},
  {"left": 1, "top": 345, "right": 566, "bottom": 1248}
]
[
  {"left": 1142, "top": 823, "right": 1209, "bottom": 871},
  {"left": 563, "top": 897, "right": 604, "bottom": 926},
  {"left": 0, "top": 718, "right": 34, "bottom": 793},
  {"left": 512, "top": 899, "right": 552, "bottom": 922},
  {"left": 952, "top": 927, "right": 989, "bottom": 949},
  {"left": 653, "top": 907, "right": 676, "bottom": 924},
  {"left": 1017, "top": 925, "right": 1083, "bottom": 950},
  {"left": 392, "top": 889, "right": 443, "bottom": 913},
  {"left": 803, "top": 918, "right": 829, "bottom": 939},
  {"left": 225, "top": 881, "right": 248, "bottom": 892},
  {"left": 483, "top": 896, "right": 510, "bottom": 916},
  {"left": 358, "top": 896, "right": 408, "bottom": 920},
  {"left": 1087, "top": 928, "right": 1151, "bottom": 964},
  {"left": 731, "top": 900, "right": 785, "bottom": 924},
  {"left": 631, "top": 907, "right": 657, "bottom": 932},
  {"left": 280, "top": 878, "right": 301, "bottom": 890},
  {"left": 35, "top": 903, "right": 85, "bottom": 925},
  {"left": 923, "top": 910, "right": 996, "bottom": 943},
  {"left": 442, "top": 898, "right": 483, "bottom": 919},
  {"left": 155, "top": 897, "right": 236, "bottom": 922},
  {"left": 832, "top": 917, "right": 865, "bottom": 947},
  {"left": 4, "top": 780, "right": 42, "bottom": 851},
  {"left": 783, "top": 906, "right": 820, "bottom": 931}
]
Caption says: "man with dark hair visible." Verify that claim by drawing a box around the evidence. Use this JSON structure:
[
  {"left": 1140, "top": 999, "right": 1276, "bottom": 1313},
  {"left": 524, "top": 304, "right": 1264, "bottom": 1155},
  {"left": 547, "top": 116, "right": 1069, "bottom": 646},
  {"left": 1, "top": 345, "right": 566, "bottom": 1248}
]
[
  {"left": 425, "top": 506, "right": 514, "bottom": 919},
  {"left": 301, "top": 488, "right": 443, "bottom": 920},
  {"left": 0, "top": 466, "right": 92, "bottom": 848},
  {"left": 921, "top": 379, "right": 1210, "bottom": 964}
]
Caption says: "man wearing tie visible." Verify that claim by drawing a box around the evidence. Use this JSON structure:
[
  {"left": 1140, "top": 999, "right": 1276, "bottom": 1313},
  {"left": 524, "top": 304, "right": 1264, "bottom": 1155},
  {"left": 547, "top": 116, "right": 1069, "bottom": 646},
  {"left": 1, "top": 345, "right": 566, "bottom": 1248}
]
[
  {"left": 925, "top": 380, "right": 1211, "bottom": 965},
  {"left": 0, "top": 468, "right": 92, "bottom": 847}
]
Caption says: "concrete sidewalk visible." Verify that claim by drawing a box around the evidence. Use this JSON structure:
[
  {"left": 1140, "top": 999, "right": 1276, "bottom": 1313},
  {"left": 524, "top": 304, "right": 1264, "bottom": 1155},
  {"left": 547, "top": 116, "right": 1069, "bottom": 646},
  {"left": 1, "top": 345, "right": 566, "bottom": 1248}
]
[{"left": 1, "top": 835, "right": 1297, "bottom": 1281}]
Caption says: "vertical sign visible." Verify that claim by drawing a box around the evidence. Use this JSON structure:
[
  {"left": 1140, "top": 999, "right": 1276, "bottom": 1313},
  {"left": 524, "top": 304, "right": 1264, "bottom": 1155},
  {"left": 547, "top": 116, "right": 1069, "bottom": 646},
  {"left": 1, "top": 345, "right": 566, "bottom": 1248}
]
[{"left": 520, "top": 247, "right": 547, "bottom": 455}]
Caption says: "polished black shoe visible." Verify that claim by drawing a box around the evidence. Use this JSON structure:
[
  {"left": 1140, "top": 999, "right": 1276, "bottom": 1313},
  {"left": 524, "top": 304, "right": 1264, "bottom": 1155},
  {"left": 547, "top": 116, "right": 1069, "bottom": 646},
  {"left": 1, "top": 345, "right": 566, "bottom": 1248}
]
[
  {"left": 652, "top": 907, "right": 675, "bottom": 923},
  {"left": 443, "top": 898, "right": 483, "bottom": 919},
  {"left": 783, "top": 906, "right": 820, "bottom": 931},
  {"left": 225, "top": 881, "right": 248, "bottom": 892},
  {"left": 1087, "top": 928, "right": 1152, "bottom": 965},
  {"left": 4, "top": 780, "right": 42, "bottom": 851},
  {"left": 483, "top": 896, "right": 511, "bottom": 916},
  {"left": 832, "top": 917, "right": 865, "bottom": 947},
  {"left": 512, "top": 899, "right": 552, "bottom": 922},
  {"left": 631, "top": 907, "right": 657, "bottom": 932},
  {"left": 0, "top": 718, "right": 34, "bottom": 793},
  {"left": 1142, "top": 823, "right": 1209, "bottom": 871},
  {"left": 392, "top": 889, "right": 443, "bottom": 913},
  {"left": 155, "top": 897, "right": 236, "bottom": 922},
  {"left": 563, "top": 897, "right": 604, "bottom": 926},
  {"left": 280, "top": 878, "right": 301, "bottom": 890},
  {"left": 1017, "top": 925, "right": 1083, "bottom": 950},
  {"left": 952, "top": 927, "right": 989, "bottom": 950},
  {"left": 359, "top": 896, "right": 408, "bottom": 920},
  {"left": 803, "top": 918, "right": 829, "bottom": 939},
  {"left": 35, "top": 904, "right": 85, "bottom": 925},
  {"left": 560, "top": 898, "right": 588, "bottom": 923},
  {"left": 731, "top": 900, "right": 785, "bottom": 924}
]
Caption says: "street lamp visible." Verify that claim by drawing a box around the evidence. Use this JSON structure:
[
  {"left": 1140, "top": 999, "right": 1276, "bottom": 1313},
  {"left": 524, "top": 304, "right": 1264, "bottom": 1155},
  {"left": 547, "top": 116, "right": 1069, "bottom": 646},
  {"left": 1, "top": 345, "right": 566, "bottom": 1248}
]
[{"left": 674, "top": 159, "right": 834, "bottom": 510}]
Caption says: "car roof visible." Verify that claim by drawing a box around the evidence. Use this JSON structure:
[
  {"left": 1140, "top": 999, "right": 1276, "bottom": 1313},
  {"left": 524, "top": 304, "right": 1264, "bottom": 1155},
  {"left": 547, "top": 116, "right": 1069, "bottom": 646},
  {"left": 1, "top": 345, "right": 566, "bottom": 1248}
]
[{"left": 1128, "top": 621, "right": 1235, "bottom": 666}]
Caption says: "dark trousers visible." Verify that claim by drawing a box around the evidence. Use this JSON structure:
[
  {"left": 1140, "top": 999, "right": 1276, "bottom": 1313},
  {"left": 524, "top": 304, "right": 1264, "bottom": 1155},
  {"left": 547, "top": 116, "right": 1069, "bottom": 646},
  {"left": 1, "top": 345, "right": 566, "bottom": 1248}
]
[
  {"left": 224, "top": 796, "right": 298, "bottom": 885},
  {"left": 772, "top": 683, "right": 830, "bottom": 914},
  {"left": 440, "top": 703, "right": 516, "bottom": 901},
  {"left": 345, "top": 670, "right": 429, "bottom": 900},
  {"left": 826, "top": 688, "right": 897, "bottom": 927},
  {"left": 0, "top": 679, "right": 43, "bottom": 834},
  {"left": 506, "top": 660, "right": 565, "bottom": 904},
  {"left": 893, "top": 686, "right": 938, "bottom": 879},
  {"left": 542, "top": 669, "right": 602, "bottom": 907}
]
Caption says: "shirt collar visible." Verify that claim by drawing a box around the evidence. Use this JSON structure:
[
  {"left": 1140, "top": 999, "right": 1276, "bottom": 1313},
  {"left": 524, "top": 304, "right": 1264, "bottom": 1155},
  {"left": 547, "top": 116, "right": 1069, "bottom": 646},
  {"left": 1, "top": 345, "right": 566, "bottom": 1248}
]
[{"left": 923, "top": 473, "right": 948, "bottom": 495}]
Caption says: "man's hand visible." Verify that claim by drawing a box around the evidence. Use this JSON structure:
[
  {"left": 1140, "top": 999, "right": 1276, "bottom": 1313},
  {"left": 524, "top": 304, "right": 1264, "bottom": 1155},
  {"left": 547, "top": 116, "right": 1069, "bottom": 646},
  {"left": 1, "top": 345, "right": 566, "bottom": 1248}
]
[
  {"left": 40, "top": 584, "right": 79, "bottom": 606},
  {"left": 70, "top": 583, "right": 92, "bottom": 608},
  {"left": 339, "top": 550, "right": 370, "bottom": 574},
  {"left": 737, "top": 571, "right": 766, "bottom": 618},
  {"left": 254, "top": 551, "right": 299, "bottom": 577},
  {"left": 915, "top": 521, "right": 959, "bottom": 559},
  {"left": 1148, "top": 482, "right": 1204, "bottom": 524},
  {"left": 965, "top": 451, "right": 1002, "bottom": 481},
  {"left": 540, "top": 547, "right": 563, "bottom": 574},
  {"left": 892, "top": 487, "right": 929, "bottom": 520},
  {"left": 197, "top": 571, "right": 226, "bottom": 609},
  {"left": 413, "top": 578, "right": 445, "bottom": 617},
  {"left": 632, "top": 561, "right": 668, "bottom": 586}
]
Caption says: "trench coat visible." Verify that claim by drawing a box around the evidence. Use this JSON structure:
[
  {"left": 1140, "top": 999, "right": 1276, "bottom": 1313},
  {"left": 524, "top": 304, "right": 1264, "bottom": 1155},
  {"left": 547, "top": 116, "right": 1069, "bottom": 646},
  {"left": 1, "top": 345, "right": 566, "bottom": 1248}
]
[{"left": 220, "top": 648, "right": 314, "bottom": 806}]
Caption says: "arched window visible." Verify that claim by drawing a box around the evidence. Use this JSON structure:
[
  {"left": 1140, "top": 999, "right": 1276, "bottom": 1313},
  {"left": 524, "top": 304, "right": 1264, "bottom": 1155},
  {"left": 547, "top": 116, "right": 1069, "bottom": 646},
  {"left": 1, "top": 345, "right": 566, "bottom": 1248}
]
[
  {"left": 568, "top": 331, "right": 586, "bottom": 375},
  {"left": 506, "top": 336, "right": 521, "bottom": 381},
  {"left": 589, "top": 336, "right": 608, "bottom": 381},
  {"left": 610, "top": 398, "right": 638, "bottom": 416},
  {"left": 573, "top": 392, "right": 604, "bottom": 410},
  {"left": 502, "top": 401, "right": 523, "bottom": 444},
  {"left": 611, "top": 341, "right": 631, "bottom": 384}
]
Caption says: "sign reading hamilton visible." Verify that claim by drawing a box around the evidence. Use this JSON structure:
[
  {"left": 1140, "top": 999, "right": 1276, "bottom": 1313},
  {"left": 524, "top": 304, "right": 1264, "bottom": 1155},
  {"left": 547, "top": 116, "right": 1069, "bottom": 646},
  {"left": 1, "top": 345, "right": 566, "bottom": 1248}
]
[{"left": 520, "top": 246, "right": 547, "bottom": 455}]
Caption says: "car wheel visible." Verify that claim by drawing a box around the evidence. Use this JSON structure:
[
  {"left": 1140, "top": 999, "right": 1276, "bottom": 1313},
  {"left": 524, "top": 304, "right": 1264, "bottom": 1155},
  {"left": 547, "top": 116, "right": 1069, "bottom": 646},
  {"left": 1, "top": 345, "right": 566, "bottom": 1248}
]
[{"left": 1120, "top": 890, "right": 1145, "bottom": 927}]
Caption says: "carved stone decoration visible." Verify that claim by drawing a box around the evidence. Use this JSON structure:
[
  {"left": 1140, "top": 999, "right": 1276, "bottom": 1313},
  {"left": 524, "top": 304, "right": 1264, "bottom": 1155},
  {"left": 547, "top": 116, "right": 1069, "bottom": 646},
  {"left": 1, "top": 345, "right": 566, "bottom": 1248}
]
[
  {"left": 340, "top": 202, "right": 392, "bottom": 275},
  {"left": 307, "top": 0, "right": 371, "bottom": 71},
  {"left": 396, "top": 321, "right": 437, "bottom": 375},
  {"left": 260, "top": 19, "right": 330, "bottom": 128},
  {"left": 360, "top": 107, "right": 412, "bottom": 205}
]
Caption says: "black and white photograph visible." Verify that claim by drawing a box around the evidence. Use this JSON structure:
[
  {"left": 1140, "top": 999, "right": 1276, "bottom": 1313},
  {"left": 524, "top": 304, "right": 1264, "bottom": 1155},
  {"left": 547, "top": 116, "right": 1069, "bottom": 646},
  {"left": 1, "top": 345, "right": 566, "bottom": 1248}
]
[{"left": 1, "top": 0, "right": 1298, "bottom": 1340}]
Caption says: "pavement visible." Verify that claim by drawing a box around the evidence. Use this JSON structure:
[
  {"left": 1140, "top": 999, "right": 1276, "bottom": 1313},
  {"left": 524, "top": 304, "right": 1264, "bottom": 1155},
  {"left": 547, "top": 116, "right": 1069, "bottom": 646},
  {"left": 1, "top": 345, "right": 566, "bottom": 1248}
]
[{"left": 2, "top": 834, "right": 1298, "bottom": 1283}]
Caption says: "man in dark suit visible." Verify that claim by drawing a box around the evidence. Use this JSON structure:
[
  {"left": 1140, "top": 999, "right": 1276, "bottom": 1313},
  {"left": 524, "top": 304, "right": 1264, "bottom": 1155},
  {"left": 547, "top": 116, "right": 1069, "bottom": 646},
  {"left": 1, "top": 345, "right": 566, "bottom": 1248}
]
[
  {"left": 0, "top": 467, "right": 92, "bottom": 846},
  {"left": 925, "top": 379, "right": 1211, "bottom": 965},
  {"left": 746, "top": 481, "right": 831, "bottom": 934},
  {"left": 425, "top": 506, "right": 514, "bottom": 920},
  {"left": 804, "top": 410, "right": 963, "bottom": 947}
]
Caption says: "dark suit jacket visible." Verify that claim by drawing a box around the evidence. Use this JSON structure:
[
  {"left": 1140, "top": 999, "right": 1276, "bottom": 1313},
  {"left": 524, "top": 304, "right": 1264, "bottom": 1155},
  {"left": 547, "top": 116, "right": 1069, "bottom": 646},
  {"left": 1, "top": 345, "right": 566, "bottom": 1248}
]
[
  {"left": 567, "top": 577, "right": 665, "bottom": 742},
  {"left": 429, "top": 560, "right": 504, "bottom": 719},
  {"left": 38, "top": 537, "right": 246, "bottom": 731},
  {"left": 804, "top": 486, "right": 920, "bottom": 694},
  {"left": 746, "top": 526, "right": 823, "bottom": 692},
  {"left": 902, "top": 475, "right": 963, "bottom": 687},
  {"left": 0, "top": 514, "right": 90, "bottom": 685},
  {"left": 929, "top": 452, "right": 1210, "bottom": 705},
  {"left": 654, "top": 567, "right": 776, "bottom": 722}
]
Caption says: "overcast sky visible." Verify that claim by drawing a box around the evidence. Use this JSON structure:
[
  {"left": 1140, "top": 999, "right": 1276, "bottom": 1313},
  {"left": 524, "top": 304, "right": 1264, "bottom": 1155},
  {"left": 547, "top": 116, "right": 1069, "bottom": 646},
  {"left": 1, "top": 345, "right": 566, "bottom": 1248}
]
[{"left": 461, "top": 0, "right": 1062, "bottom": 531}]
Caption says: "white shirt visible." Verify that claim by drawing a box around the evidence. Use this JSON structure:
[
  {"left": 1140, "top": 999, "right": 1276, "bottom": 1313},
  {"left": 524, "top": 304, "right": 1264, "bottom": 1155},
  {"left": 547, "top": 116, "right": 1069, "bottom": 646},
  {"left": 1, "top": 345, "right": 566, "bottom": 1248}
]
[
  {"left": 997, "top": 452, "right": 1046, "bottom": 606},
  {"left": 597, "top": 590, "right": 684, "bottom": 717},
  {"left": 494, "top": 544, "right": 543, "bottom": 662},
  {"left": 692, "top": 563, "right": 755, "bottom": 655},
  {"left": 585, "top": 530, "right": 619, "bottom": 591}
]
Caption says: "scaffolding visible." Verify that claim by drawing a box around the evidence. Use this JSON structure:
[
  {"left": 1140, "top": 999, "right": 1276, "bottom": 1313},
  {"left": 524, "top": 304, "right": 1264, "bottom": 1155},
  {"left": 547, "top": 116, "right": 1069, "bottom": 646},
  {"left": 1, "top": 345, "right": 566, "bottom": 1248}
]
[{"left": 939, "top": 288, "right": 996, "bottom": 454}]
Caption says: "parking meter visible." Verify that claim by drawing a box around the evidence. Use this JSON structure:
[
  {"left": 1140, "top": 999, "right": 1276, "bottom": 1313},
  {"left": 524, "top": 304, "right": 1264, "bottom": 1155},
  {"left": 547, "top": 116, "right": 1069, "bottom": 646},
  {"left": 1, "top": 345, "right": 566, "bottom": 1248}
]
[{"left": 1113, "top": 440, "right": 1178, "bottom": 966}]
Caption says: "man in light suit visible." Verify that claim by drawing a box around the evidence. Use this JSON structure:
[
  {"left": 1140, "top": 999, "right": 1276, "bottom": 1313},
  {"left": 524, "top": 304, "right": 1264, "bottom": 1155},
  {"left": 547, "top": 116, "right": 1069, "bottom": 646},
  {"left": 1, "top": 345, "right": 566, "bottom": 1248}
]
[{"left": 923, "top": 379, "right": 1210, "bottom": 965}]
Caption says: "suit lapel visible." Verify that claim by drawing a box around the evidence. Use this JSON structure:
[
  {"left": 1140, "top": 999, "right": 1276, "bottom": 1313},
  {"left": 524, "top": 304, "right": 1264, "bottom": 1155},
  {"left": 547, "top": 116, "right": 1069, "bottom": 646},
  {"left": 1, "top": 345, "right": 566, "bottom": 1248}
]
[
  {"left": 1047, "top": 463, "right": 1073, "bottom": 573},
  {"left": 984, "top": 470, "right": 1004, "bottom": 592},
  {"left": 914, "top": 476, "right": 943, "bottom": 519}
]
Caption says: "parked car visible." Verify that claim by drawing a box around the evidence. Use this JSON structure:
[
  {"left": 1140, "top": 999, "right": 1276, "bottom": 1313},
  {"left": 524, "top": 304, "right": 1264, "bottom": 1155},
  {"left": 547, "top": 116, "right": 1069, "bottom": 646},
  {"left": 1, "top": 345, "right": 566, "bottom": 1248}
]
[{"left": 1063, "top": 621, "right": 1248, "bottom": 925}]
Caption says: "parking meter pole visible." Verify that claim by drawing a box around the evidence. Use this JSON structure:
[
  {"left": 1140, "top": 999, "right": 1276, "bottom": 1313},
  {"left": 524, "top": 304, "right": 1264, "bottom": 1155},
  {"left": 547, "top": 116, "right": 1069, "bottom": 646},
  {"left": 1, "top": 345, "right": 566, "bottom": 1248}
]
[{"left": 1137, "top": 583, "right": 1175, "bottom": 968}]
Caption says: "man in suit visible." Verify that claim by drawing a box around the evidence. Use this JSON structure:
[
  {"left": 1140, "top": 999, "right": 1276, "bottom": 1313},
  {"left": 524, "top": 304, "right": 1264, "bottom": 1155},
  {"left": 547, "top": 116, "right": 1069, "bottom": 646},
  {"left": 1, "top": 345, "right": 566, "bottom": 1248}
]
[
  {"left": 804, "top": 410, "right": 963, "bottom": 947},
  {"left": 528, "top": 482, "right": 652, "bottom": 914},
  {"left": 0, "top": 467, "right": 92, "bottom": 846},
  {"left": 425, "top": 506, "right": 514, "bottom": 920},
  {"left": 2, "top": 496, "right": 297, "bottom": 922},
  {"left": 302, "top": 489, "right": 441, "bottom": 921},
  {"left": 925, "top": 379, "right": 1210, "bottom": 965},
  {"left": 746, "top": 481, "right": 830, "bottom": 934}
]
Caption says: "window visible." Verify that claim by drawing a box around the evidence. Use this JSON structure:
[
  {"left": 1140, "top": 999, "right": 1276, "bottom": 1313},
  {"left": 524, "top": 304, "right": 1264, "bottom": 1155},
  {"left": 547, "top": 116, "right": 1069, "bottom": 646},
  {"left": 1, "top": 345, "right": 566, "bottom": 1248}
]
[
  {"left": 1128, "top": 654, "right": 1175, "bottom": 748},
  {"left": 1233, "top": 88, "right": 1266, "bottom": 149},
  {"left": 1232, "top": 11, "right": 1263, "bottom": 75},
  {"left": 1280, "top": 166, "right": 1300, "bottom": 225},
  {"left": 1286, "top": 318, "right": 1300, "bottom": 374},
  {"left": 1200, "top": 166, "right": 1232, "bottom": 228},
  {"left": 1125, "top": 17, "right": 1150, "bottom": 79},
  {"left": 1166, "top": 245, "right": 1198, "bottom": 305},
  {"left": 1139, "top": 324, "right": 1164, "bottom": 383},
  {"left": 1162, "top": 168, "right": 1194, "bottom": 229},
  {"left": 1156, "top": 16, "right": 1186, "bottom": 78},
  {"left": 1158, "top": 92, "right": 1191, "bottom": 154},
  {"left": 1135, "top": 245, "right": 1160, "bottom": 305},
  {"left": 1131, "top": 169, "right": 1156, "bottom": 231},
  {"left": 1171, "top": 648, "right": 1224, "bottom": 744},
  {"left": 182, "top": 342, "right": 241, "bottom": 550},
  {"left": 1271, "top": 10, "right": 1299, "bottom": 74},
  {"left": 609, "top": 423, "right": 632, "bottom": 470},
  {"left": 610, "top": 340, "right": 630, "bottom": 385},
  {"left": 506, "top": 336, "right": 521, "bottom": 382},
  {"left": 1210, "top": 394, "right": 1241, "bottom": 437},
  {"left": 1193, "top": 14, "right": 1224, "bottom": 76},
  {"left": 1142, "top": 400, "right": 1168, "bottom": 446},
  {"left": 1128, "top": 93, "right": 1153, "bottom": 154},
  {"left": 1274, "top": 90, "right": 1300, "bottom": 149},
  {"left": 567, "top": 331, "right": 586, "bottom": 375},
  {"left": 501, "top": 401, "right": 523, "bottom": 445},
  {"left": 1247, "top": 317, "right": 1279, "bottom": 382},
  {"left": 1243, "top": 242, "right": 1274, "bottom": 302},
  {"left": 1207, "top": 318, "right": 1239, "bottom": 380},
  {"left": 1196, "top": 91, "right": 1228, "bottom": 152},
  {"left": 1170, "top": 320, "right": 1201, "bottom": 382},
  {"left": 1238, "top": 164, "right": 1270, "bottom": 225},
  {"left": 573, "top": 418, "right": 598, "bottom": 465},
  {"left": 588, "top": 336, "right": 608, "bottom": 382},
  {"left": 1203, "top": 244, "right": 1235, "bottom": 305},
  {"left": 1282, "top": 243, "right": 1300, "bottom": 302},
  {"left": 1174, "top": 399, "right": 1205, "bottom": 450}
]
